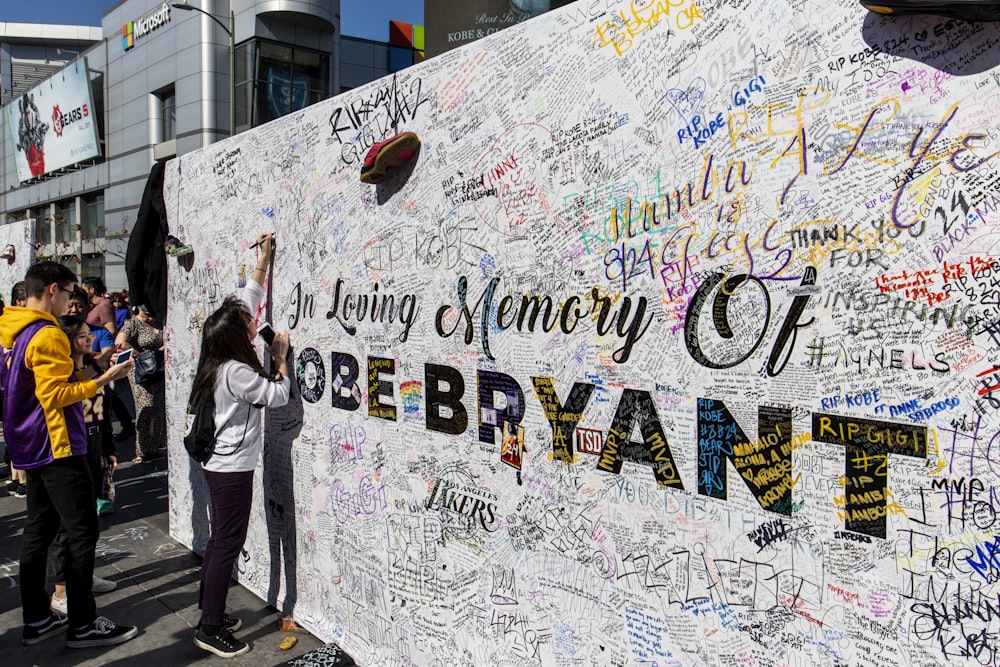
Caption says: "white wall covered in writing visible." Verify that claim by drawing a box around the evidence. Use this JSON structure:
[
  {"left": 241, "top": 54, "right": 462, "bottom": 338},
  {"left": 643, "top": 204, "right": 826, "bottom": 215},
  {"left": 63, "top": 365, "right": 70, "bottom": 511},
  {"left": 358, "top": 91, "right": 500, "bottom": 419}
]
[
  {"left": 0, "top": 219, "right": 36, "bottom": 303},
  {"left": 165, "top": 1, "right": 1000, "bottom": 664}
]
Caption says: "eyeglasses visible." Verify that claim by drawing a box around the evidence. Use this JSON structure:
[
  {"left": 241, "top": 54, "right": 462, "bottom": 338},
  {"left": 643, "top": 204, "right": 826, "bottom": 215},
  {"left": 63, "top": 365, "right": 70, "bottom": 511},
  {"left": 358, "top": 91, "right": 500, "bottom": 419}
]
[{"left": 57, "top": 285, "right": 75, "bottom": 295}]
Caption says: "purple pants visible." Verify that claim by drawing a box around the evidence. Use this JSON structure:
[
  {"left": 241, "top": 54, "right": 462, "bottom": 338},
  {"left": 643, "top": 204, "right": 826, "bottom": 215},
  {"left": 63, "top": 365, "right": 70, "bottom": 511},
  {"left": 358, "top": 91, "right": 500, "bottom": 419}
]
[{"left": 199, "top": 469, "right": 254, "bottom": 627}]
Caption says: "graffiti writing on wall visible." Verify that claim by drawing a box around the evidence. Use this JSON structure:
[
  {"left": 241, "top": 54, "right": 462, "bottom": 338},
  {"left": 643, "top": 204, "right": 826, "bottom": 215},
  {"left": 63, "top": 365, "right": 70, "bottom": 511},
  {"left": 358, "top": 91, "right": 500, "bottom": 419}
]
[{"left": 166, "top": 1, "right": 1000, "bottom": 665}]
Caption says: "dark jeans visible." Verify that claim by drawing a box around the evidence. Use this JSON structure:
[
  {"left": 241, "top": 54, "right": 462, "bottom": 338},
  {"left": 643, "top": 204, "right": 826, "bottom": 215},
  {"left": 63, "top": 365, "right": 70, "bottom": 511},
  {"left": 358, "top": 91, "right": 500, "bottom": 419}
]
[
  {"left": 199, "top": 469, "right": 254, "bottom": 627},
  {"left": 47, "top": 429, "right": 104, "bottom": 586},
  {"left": 109, "top": 383, "right": 134, "bottom": 437},
  {"left": 22, "top": 456, "right": 98, "bottom": 628}
]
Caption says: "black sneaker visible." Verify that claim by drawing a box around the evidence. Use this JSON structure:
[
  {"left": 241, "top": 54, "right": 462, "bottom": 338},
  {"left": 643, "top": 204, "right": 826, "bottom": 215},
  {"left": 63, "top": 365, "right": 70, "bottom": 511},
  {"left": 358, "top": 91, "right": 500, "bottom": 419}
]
[
  {"left": 11, "top": 484, "right": 27, "bottom": 499},
  {"left": 66, "top": 616, "right": 139, "bottom": 648},
  {"left": 22, "top": 611, "right": 69, "bottom": 645},
  {"left": 860, "top": 0, "right": 1000, "bottom": 22},
  {"left": 194, "top": 626, "right": 249, "bottom": 658},
  {"left": 198, "top": 615, "right": 242, "bottom": 633}
]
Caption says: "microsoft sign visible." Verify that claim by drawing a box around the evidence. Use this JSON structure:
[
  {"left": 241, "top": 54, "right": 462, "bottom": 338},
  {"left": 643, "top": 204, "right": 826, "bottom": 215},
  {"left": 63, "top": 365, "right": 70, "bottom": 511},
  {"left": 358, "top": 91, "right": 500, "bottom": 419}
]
[{"left": 122, "top": 3, "right": 171, "bottom": 51}]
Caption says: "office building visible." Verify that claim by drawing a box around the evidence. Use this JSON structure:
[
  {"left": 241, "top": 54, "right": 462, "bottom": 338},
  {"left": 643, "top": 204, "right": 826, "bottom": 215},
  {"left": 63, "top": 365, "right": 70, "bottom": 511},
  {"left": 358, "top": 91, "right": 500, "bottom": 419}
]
[{"left": 0, "top": 0, "right": 421, "bottom": 289}]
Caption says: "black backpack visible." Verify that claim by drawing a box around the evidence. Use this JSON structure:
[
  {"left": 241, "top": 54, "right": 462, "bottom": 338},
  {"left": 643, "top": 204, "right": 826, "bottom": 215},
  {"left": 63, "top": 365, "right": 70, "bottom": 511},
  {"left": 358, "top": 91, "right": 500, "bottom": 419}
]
[
  {"left": 183, "top": 387, "right": 217, "bottom": 463},
  {"left": 183, "top": 372, "right": 254, "bottom": 464}
]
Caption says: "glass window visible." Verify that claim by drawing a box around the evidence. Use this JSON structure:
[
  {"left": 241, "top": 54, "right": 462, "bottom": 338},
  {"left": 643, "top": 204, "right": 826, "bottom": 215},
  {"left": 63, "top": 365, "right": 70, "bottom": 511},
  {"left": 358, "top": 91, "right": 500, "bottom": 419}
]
[
  {"left": 250, "top": 39, "right": 329, "bottom": 127},
  {"left": 235, "top": 41, "right": 254, "bottom": 129},
  {"left": 83, "top": 193, "right": 104, "bottom": 239},
  {"left": 258, "top": 42, "right": 294, "bottom": 124},
  {"left": 160, "top": 87, "right": 176, "bottom": 141},
  {"left": 37, "top": 208, "right": 52, "bottom": 244},
  {"left": 235, "top": 40, "right": 253, "bottom": 83},
  {"left": 81, "top": 253, "right": 103, "bottom": 281},
  {"left": 55, "top": 199, "right": 75, "bottom": 246},
  {"left": 292, "top": 48, "right": 325, "bottom": 108}
]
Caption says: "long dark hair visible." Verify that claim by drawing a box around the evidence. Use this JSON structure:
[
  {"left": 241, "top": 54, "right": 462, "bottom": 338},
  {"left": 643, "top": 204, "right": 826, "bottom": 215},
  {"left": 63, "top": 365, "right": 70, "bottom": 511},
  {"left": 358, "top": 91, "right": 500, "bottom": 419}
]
[
  {"left": 57, "top": 315, "right": 93, "bottom": 366},
  {"left": 11, "top": 280, "right": 27, "bottom": 305},
  {"left": 190, "top": 296, "right": 276, "bottom": 398}
]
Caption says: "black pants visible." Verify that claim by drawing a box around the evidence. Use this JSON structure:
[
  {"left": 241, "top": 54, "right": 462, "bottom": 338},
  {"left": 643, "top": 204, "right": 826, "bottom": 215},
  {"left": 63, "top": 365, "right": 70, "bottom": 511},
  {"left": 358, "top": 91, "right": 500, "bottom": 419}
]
[
  {"left": 47, "top": 429, "right": 104, "bottom": 586},
  {"left": 109, "top": 384, "right": 134, "bottom": 436},
  {"left": 199, "top": 469, "right": 254, "bottom": 627},
  {"left": 22, "top": 456, "right": 98, "bottom": 628}
]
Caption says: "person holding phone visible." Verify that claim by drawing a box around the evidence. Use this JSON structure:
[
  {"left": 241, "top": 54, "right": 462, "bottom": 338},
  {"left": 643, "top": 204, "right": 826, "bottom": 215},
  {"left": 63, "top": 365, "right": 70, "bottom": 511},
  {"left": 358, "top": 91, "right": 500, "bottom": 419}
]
[
  {"left": 188, "top": 233, "right": 290, "bottom": 658},
  {"left": 47, "top": 316, "right": 121, "bottom": 615},
  {"left": 115, "top": 304, "right": 164, "bottom": 464},
  {"left": 0, "top": 262, "right": 138, "bottom": 649},
  {"left": 256, "top": 322, "right": 275, "bottom": 346}
]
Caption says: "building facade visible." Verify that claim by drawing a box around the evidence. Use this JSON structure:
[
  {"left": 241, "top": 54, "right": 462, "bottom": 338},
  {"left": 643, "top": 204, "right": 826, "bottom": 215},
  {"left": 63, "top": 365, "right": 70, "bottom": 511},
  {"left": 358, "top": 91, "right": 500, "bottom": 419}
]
[{"left": 0, "top": 0, "right": 344, "bottom": 290}]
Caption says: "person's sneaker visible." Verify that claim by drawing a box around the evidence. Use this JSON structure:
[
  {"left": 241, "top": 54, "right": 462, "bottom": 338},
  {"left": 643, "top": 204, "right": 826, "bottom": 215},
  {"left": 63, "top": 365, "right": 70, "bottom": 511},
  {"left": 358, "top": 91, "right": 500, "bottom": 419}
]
[
  {"left": 22, "top": 611, "right": 69, "bottom": 645},
  {"left": 92, "top": 576, "right": 117, "bottom": 593},
  {"left": 66, "top": 616, "right": 139, "bottom": 648},
  {"left": 11, "top": 483, "right": 27, "bottom": 498},
  {"left": 359, "top": 131, "right": 421, "bottom": 184},
  {"left": 51, "top": 595, "right": 68, "bottom": 615},
  {"left": 198, "top": 615, "right": 243, "bottom": 633},
  {"left": 860, "top": 0, "right": 1000, "bottom": 21},
  {"left": 164, "top": 234, "right": 194, "bottom": 257},
  {"left": 194, "top": 626, "right": 249, "bottom": 658}
]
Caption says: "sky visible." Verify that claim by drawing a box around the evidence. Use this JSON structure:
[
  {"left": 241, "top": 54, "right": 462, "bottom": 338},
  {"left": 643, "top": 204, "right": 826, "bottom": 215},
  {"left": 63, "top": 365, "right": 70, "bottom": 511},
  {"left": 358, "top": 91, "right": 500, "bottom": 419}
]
[{"left": 0, "top": 0, "right": 424, "bottom": 41}]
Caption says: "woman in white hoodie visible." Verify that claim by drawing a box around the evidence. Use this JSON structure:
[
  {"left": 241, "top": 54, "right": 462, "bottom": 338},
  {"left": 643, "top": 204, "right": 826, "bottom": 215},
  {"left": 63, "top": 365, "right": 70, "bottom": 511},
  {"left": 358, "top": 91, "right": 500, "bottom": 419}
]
[{"left": 189, "top": 233, "right": 290, "bottom": 658}]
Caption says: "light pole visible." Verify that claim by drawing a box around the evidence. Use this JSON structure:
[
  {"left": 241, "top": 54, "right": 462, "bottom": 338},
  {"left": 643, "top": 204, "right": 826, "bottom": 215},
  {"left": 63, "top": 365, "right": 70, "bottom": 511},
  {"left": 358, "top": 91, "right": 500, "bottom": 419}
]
[{"left": 171, "top": 2, "right": 235, "bottom": 136}]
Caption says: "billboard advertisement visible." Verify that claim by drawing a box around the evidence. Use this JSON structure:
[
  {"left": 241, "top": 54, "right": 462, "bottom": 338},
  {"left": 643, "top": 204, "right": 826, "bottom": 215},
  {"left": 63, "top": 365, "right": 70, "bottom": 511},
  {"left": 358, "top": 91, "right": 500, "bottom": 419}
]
[
  {"left": 4, "top": 58, "right": 101, "bottom": 183},
  {"left": 424, "top": 0, "right": 574, "bottom": 57}
]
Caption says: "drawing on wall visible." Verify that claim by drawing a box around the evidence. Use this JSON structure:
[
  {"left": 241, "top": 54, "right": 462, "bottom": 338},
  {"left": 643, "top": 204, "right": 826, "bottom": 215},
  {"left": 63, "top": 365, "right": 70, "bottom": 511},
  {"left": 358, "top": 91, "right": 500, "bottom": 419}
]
[
  {"left": 164, "top": 0, "right": 1000, "bottom": 664},
  {"left": 0, "top": 219, "right": 36, "bottom": 303}
]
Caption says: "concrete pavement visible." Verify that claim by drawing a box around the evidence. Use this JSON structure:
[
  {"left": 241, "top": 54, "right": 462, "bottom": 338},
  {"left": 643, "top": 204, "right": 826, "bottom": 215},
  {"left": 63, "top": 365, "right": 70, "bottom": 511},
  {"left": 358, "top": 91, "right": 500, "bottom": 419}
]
[{"left": 0, "top": 456, "right": 330, "bottom": 666}]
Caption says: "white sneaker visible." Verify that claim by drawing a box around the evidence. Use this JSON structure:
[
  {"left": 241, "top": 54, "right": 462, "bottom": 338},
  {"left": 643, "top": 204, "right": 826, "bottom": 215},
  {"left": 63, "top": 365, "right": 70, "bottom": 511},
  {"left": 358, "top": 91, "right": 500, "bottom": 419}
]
[
  {"left": 92, "top": 576, "right": 117, "bottom": 594},
  {"left": 51, "top": 595, "right": 68, "bottom": 614}
]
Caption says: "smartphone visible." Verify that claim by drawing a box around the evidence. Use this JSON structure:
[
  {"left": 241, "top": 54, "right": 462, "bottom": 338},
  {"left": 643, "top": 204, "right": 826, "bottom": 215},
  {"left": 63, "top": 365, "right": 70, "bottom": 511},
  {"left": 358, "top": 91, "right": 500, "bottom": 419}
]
[
  {"left": 258, "top": 322, "right": 276, "bottom": 346},
  {"left": 117, "top": 349, "right": 133, "bottom": 363}
]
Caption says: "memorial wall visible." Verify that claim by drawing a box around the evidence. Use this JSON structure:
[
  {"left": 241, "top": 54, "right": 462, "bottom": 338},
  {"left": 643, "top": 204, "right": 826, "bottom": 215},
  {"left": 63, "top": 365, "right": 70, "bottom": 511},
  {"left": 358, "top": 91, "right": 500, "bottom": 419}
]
[
  {"left": 0, "top": 220, "right": 36, "bottom": 302},
  {"left": 164, "top": 0, "right": 1000, "bottom": 664}
]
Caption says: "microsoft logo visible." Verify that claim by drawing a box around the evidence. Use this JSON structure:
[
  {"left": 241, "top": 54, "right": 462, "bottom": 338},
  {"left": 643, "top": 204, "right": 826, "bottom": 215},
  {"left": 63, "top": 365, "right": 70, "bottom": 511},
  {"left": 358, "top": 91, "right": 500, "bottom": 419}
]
[
  {"left": 122, "top": 22, "right": 134, "bottom": 51},
  {"left": 121, "top": 4, "right": 170, "bottom": 52}
]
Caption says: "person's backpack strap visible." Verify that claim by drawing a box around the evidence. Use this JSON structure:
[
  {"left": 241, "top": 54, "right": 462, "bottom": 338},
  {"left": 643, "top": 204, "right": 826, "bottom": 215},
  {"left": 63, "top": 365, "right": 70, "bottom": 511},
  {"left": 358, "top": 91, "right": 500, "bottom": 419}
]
[{"left": 212, "top": 364, "right": 252, "bottom": 457}]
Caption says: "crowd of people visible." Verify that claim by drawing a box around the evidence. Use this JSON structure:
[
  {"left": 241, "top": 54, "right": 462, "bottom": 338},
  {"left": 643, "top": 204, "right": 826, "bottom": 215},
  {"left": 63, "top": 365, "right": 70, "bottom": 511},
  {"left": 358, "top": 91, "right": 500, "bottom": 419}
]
[
  {"left": 3, "top": 277, "right": 162, "bottom": 499},
  {"left": 0, "top": 232, "right": 289, "bottom": 658},
  {"left": 0, "top": 263, "right": 140, "bottom": 648}
]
